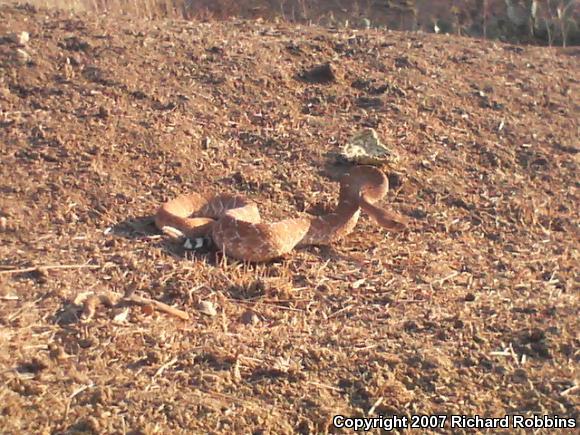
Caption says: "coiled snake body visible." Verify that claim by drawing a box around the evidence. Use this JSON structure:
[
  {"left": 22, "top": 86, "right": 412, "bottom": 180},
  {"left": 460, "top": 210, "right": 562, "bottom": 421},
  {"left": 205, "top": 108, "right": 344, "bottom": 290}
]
[{"left": 155, "top": 166, "right": 407, "bottom": 262}]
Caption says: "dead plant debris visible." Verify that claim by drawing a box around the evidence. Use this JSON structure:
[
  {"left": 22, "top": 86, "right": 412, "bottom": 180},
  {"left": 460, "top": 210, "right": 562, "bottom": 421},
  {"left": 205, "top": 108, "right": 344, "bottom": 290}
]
[{"left": 0, "top": 3, "right": 578, "bottom": 434}]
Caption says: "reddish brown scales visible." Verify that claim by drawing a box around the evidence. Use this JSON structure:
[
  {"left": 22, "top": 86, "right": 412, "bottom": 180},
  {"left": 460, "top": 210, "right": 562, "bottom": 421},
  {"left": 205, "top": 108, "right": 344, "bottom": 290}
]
[{"left": 155, "top": 166, "right": 408, "bottom": 262}]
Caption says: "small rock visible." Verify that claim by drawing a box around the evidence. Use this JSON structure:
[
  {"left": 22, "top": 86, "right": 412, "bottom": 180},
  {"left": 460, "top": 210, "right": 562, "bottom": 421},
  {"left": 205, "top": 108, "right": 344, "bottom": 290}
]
[
  {"left": 80, "top": 295, "right": 99, "bottom": 321},
  {"left": 78, "top": 337, "right": 97, "bottom": 349},
  {"left": 404, "top": 320, "right": 419, "bottom": 332},
  {"left": 530, "top": 341, "right": 552, "bottom": 358},
  {"left": 17, "top": 32, "right": 29, "bottom": 45},
  {"left": 395, "top": 56, "right": 412, "bottom": 68},
  {"left": 48, "top": 344, "right": 69, "bottom": 361},
  {"left": 301, "top": 62, "right": 336, "bottom": 84},
  {"left": 272, "top": 356, "right": 291, "bottom": 373},
  {"left": 18, "top": 357, "right": 49, "bottom": 374},
  {"left": 464, "top": 292, "right": 476, "bottom": 302},
  {"left": 16, "top": 48, "right": 31, "bottom": 64},
  {"left": 340, "top": 128, "right": 399, "bottom": 165},
  {"left": 141, "top": 304, "right": 154, "bottom": 316},
  {"left": 511, "top": 368, "right": 528, "bottom": 383},
  {"left": 6, "top": 31, "right": 29, "bottom": 45},
  {"left": 356, "top": 96, "right": 384, "bottom": 109},
  {"left": 197, "top": 301, "right": 217, "bottom": 317},
  {"left": 0, "top": 86, "right": 11, "bottom": 100},
  {"left": 97, "top": 105, "right": 109, "bottom": 119},
  {"left": 59, "top": 36, "right": 90, "bottom": 52},
  {"left": 240, "top": 309, "right": 260, "bottom": 325},
  {"left": 112, "top": 307, "right": 130, "bottom": 324}
]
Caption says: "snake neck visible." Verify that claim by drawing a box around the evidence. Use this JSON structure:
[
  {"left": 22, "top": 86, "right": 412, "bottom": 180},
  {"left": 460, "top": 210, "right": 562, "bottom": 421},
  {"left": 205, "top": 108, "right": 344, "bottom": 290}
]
[{"left": 298, "top": 200, "right": 361, "bottom": 246}]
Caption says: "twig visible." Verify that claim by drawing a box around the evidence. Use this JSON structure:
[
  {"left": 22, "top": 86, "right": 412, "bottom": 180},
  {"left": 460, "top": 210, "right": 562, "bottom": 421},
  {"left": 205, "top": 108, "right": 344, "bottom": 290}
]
[
  {"left": 231, "top": 298, "right": 305, "bottom": 312},
  {"left": 307, "top": 381, "right": 343, "bottom": 392},
  {"left": 75, "top": 290, "right": 189, "bottom": 321},
  {"left": 238, "top": 355, "right": 264, "bottom": 364},
  {"left": 433, "top": 271, "right": 460, "bottom": 285},
  {"left": 153, "top": 356, "right": 179, "bottom": 378},
  {"left": 258, "top": 303, "right": 304, "bottom": 312},
  {"left": 126, "top": 294, "right": 190, "bottom": 320},
  {"left": 561, "top": 385, "right": 578, "bottom": 396},
  {"left": 145, "top": 356, "right": 180, "bottom": 392},
  {"left": 0, "top": 263, "right": 101, "bottom": 275},
  {"left": 327, "top": 304, "right": 355, "bottom": 319},
  {"left": 489, "top": 351, "right": 512, "bottom": 357},
  {"left": 0, "top": 295, "right": 19, "bottom": 301},
  {"left": 62, "top": 382, "right": 94, "bottom": 424},
  {"left": 368, "top": 396, "right": 384, "bottom": 416}
]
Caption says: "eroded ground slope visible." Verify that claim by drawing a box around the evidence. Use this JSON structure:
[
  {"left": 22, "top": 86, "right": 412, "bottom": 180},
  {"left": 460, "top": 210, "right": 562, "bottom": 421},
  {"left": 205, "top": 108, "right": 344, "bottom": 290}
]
[{"left": 0, "top": 4, "right": 578, "bottom": 434}]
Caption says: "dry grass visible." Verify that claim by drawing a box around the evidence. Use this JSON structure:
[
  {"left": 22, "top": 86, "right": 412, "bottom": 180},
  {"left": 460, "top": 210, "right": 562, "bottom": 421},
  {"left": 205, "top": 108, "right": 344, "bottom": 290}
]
[
  {"left": 1, "top": 0, "right": 191, "bottom": 18},
  {"left": 2, "top": 0, "right": 579, "bottom": 46},
  {"left": 0, "top": 2, "right": 579, "bottom": 433}
]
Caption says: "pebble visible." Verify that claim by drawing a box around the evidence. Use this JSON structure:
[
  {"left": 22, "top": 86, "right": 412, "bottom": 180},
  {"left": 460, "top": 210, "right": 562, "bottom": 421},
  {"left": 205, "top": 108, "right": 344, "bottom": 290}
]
[{"left": 197, "top": 300, "right": 217, "bottom": 316}]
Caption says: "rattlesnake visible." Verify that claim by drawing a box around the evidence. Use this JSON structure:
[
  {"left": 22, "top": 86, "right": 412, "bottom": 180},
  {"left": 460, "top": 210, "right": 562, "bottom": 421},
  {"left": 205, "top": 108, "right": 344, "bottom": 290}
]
[{"left": 155, "top": 166, "right": 408, "bottom": 262}]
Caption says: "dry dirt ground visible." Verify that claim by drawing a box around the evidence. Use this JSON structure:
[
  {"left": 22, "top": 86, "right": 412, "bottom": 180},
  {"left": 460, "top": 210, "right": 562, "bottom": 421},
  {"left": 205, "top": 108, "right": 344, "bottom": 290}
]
[{"left": 0, "top": 3, "right": 579, "bottom": 434}]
